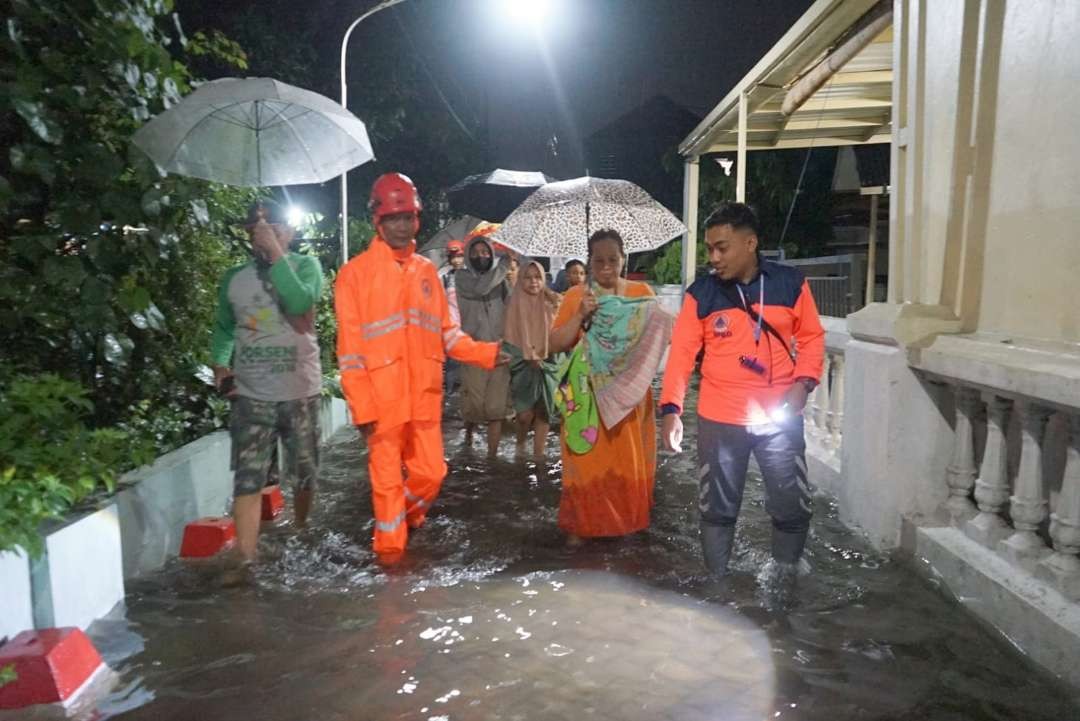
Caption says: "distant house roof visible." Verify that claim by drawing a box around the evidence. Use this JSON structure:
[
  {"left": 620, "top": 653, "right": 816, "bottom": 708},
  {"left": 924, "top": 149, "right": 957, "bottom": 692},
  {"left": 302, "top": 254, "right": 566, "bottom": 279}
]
[
  {"left": 584, "top": 96, "right": 701, "bottom": 209},
  {"left": 588, "top": 95, "right": 702, "bottom": 146}
]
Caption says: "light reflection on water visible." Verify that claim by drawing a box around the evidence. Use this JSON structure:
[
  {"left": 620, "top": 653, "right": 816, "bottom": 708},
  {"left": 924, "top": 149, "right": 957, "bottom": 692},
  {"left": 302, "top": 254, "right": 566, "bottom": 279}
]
[{"left": 8, "top": 392, "right": 1080, "bottom": 720}]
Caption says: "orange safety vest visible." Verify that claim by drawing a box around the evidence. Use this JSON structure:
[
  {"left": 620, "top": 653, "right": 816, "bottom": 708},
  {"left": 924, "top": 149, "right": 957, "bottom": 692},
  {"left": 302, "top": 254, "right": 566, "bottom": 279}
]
[{"left": 335, "top": 237, "right": 498, "bottom": 428}]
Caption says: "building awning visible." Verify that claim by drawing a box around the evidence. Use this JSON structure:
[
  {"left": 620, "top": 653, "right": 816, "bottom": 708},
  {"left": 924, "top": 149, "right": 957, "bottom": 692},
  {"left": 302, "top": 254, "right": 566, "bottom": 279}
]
[
  {"left": 680, "top": 0, "right": 892, "bottom": 157},
  {"left": 676, "top": 0, "right": 894, "bottom": 289}
]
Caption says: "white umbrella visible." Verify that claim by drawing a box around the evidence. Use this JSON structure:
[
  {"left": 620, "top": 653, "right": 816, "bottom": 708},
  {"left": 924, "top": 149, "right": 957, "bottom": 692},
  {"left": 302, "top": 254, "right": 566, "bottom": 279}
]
[
  {"left": 133, "top": 77, "right": 374, "bottom": 187},
  {"left": 492, "top": 177, "right": 686, "bottom": 258}
]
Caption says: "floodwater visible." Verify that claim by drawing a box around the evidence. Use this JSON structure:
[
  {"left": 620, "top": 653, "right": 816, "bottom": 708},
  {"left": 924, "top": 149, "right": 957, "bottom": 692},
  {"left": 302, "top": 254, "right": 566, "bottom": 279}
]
[{"left": 11, "top": 392, "right": 1080, "bottom": 720}]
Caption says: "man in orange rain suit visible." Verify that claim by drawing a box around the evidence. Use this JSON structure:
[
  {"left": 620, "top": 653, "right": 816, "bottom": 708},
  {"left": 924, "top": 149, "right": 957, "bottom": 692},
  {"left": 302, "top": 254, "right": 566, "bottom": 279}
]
[{"left": 335, "top": 173, "right": 504, "bottom": 558}]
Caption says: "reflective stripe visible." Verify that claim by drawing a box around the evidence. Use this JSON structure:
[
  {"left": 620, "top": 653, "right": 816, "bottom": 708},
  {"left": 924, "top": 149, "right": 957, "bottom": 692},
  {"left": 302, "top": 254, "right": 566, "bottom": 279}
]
[
  {"left": 375, "top": 510, "right": 406, "bottom": 533},
  {"left": 365, "top": 312, "right": 404, "bottom": 331},
  {"left": 407, "top": 308, "right": 441, "bottom": 326},
  {"left": 408, "top": 317, "right": 440, "bottom": 335},
  {"left": 407, "top": 307, "right": 441, "bottom": 334},
  {"left": 404, "top": 486, "right": 429, "bottom": 511},
  {"left": 361, "top": 313, "right": 405, "bottom": 340},
  {"left": 443, "top": 327, "right": 464, "bottom": 350},
  {"left": 338, "top": 353, "right": 366, "bottom": 371},
  {"left": 363, "top": 319, "right": 405, "bottom": 340}
]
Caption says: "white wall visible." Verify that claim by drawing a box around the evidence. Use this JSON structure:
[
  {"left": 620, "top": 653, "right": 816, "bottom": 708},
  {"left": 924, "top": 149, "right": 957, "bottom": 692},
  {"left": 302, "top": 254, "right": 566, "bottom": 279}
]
[
  {"left": 0, "top": 549, "right": 33, "bottom": 640},
  {"left": 891, "top": 0, "right": 1080, "bottom": 344},
  {"left": 976, "top": 0, "right": 1080, "bottom": 342}
]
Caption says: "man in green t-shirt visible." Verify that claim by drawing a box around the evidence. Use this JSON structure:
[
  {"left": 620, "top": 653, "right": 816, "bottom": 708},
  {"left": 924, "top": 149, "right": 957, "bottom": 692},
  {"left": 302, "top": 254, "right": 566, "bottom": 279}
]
[{"left": 211, "top": 201, "right": 324, "bottom": 563}]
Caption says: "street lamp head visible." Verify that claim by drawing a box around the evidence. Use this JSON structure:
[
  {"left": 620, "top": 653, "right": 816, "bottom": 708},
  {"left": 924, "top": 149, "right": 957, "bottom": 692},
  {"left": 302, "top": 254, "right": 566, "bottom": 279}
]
[{"left": 496, "top": 0, "right": 554, "bottom": 28}]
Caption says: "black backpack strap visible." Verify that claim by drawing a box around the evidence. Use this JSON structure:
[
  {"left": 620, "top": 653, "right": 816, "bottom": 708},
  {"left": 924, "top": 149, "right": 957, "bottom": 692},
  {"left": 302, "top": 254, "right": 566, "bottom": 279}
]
[{"left": 715, "top": 281, "right": 795, "bottom": 361}]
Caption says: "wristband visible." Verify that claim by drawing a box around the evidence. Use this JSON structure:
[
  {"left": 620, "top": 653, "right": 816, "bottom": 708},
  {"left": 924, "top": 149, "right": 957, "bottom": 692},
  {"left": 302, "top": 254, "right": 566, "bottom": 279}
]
[{"left": 660, "top": 403, "right": 681, "bottom": 417}]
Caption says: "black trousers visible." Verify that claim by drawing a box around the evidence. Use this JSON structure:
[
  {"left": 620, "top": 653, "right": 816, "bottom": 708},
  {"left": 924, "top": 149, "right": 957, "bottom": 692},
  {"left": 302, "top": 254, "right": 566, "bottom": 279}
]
[{"left": 696, "top": 416, "right": 813, "bottom": 564}]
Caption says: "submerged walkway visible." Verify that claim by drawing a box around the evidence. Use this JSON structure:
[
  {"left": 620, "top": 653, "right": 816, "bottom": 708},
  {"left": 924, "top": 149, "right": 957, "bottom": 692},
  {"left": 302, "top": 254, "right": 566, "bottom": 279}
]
[{"left": 13, "top": 403, "right": 1080, "bottom": 720}]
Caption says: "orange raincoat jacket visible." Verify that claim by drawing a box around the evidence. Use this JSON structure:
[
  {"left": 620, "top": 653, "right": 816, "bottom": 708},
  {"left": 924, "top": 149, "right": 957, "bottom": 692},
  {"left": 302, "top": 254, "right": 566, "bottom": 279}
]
[{"left": 336, "top": 237, "right": 498, "bottom": 427}]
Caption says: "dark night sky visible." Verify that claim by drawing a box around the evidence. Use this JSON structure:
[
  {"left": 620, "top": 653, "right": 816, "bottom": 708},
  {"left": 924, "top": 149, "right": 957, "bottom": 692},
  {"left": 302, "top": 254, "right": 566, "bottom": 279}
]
[{"left": 360, "top": 0, "right": 815, "bottom": 175}]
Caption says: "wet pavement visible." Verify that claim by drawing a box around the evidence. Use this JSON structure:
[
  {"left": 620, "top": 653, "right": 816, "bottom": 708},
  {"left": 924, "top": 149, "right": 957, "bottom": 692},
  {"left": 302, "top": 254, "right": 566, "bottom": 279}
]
[{"left": 10, "top": 393, "right": 1080, "bottom": 720}]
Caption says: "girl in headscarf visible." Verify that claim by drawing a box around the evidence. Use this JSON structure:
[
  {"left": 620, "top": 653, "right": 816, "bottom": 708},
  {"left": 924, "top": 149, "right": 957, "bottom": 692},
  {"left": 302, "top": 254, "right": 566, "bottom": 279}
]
[
  {"left": 455, "top": 233, "right": 512, "bottom": 458},
  {"left": 503, "top": 260, "right": 562, "bottom": 458}
]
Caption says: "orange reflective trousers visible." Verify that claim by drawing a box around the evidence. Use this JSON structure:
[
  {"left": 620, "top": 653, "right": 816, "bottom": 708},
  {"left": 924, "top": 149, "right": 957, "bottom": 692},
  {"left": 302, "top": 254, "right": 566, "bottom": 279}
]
[{"left": 335, "top": 237, "right": 497, "bottom": 555}]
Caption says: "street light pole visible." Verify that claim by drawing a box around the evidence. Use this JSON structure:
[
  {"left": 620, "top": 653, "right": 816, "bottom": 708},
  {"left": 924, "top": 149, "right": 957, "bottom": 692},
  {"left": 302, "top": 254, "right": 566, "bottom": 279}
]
[{"left": 339, "top": 0, "right": 406, "bottom": 267}]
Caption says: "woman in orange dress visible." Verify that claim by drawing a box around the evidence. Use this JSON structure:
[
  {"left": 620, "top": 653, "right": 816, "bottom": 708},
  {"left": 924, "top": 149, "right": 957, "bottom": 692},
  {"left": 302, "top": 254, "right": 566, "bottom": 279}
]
[{"left": 548, "top": 229, "right": 658, "bottom": 545}]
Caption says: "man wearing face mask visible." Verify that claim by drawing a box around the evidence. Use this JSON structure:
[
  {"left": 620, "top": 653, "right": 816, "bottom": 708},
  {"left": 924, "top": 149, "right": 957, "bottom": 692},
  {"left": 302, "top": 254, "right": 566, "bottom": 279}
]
[
  {"left": 455, "top": 231, "right": 513, "bottom": 458},
  {"left": 211, "top": 200, "right": 325, "bottom": 563},
  {"left": 335, "top": 173, "right": 505, "bottom": 560}
]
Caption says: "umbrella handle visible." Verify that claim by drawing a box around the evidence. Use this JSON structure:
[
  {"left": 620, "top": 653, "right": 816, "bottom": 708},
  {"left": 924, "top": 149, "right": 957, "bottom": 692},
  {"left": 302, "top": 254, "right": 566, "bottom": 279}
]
[{"left": 585, "top": 200, "right": 590, "bottom": 246}]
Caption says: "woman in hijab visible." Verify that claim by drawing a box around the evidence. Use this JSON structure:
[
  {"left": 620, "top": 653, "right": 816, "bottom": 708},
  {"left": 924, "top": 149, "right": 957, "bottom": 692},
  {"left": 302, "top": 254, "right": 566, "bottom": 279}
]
[
  {"left": 548, "top": 229, "right": 671, "bottom": 547},
  {"left": 456, "top": 234, "right": 512, "bottom": 458},
  {"left": 503, "top": 260, "right": 562, "bottom": 459}
]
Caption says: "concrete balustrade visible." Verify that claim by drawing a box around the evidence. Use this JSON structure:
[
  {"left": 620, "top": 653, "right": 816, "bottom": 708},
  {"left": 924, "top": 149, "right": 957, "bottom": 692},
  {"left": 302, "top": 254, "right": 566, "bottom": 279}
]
[{"left": 934, "top": 382, "right": 1080, "bottom": 601}]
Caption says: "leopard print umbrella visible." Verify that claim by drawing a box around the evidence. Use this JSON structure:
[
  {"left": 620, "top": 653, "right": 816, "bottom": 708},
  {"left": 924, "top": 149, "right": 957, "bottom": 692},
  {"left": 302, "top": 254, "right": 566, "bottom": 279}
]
[{"left": 492, "top": 177, "right": 687, "bottom": 258}]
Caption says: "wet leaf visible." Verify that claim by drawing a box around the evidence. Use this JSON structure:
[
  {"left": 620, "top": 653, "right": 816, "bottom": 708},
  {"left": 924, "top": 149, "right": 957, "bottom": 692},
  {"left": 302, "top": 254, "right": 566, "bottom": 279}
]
[
  {"left": 103, "top": 333, "right": 133, "bottom": 367},
  {"left": 189, "top": 199, "right": 209, "bottom": 226},
  {"left": 193, "top": 364, "right": 215, "bottom": 386},
  {"left": 12, "top": 98, "right": 61, "bottom": 144},
  {"left": 118, "top": 285, "right": 151, "bottom": 313},
  {"left": 141, "top": 189, "right": 162, "bottom": 217},
  {"left": 145, "top": 302, "right": 166, "bottom": 331}
]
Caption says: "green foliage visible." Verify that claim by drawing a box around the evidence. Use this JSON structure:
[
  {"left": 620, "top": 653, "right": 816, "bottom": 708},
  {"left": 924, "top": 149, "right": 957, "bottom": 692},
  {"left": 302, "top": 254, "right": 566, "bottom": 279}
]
[
  {"left": 0, "top": 0, "right": 258, "bottom": 430},
  {"left": 649, "top": 148, "right": 837, "bottom": 282},
  {"left": 0, "top": 371, "right": 154, "bottom": 556},
  {"left": 0, "top": 664, "right": 15, "bottom": 689},
  {"left": 0, "top": 0, "right": 260, "bottom": 550}
]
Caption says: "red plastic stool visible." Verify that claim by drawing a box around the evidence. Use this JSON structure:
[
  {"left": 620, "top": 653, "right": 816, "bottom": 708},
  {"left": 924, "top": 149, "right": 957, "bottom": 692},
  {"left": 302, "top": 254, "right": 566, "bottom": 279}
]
[
  {"left": 261, "top": 485, "right": 284, "bottom": 521},
  {"left": 0, "top": 628, "right": 105, "bottom": 709},
  {"left": 179, "top": 517, "right": 236, "bottom": 558}
]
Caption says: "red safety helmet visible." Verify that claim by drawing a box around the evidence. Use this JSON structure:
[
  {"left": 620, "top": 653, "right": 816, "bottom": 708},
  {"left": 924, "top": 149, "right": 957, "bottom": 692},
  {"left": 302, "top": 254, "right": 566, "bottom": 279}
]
[
  {"left": 446, "top": 239, "right": 465, "bottom": 256},
  {"left": 369, "top": 172, "right": 422, "bottom": 220}
]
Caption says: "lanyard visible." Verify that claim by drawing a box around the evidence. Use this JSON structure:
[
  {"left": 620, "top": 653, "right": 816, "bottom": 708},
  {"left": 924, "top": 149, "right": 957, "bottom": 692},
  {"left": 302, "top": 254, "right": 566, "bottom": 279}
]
[{"left": 736, "top": 274, "right": 765, "bottom": 345}]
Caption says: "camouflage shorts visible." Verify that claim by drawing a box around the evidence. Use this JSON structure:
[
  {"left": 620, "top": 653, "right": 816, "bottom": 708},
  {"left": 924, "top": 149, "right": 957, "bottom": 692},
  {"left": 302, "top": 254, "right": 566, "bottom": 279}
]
[{"left": 230, "top": 395, "right": 321, "bottom": 497}]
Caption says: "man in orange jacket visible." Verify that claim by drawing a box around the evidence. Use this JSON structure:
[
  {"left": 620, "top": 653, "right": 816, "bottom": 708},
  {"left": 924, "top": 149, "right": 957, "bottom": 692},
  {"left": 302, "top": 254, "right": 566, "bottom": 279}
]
[
  {"left": 335, "top": 173, "right": 504, "bottom": 559},
  {"left": 660, "top": 202, "right": 825, "bottom": 575}
]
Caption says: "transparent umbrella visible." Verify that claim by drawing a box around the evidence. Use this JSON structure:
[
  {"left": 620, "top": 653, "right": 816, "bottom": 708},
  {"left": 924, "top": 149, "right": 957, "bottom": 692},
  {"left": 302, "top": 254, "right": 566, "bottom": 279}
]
[
  {"left": 133, "top": 77, "right": 374, "bottom": 187},
  {"left": 493, "top": 177, "right": 686, "bottom": 258}
]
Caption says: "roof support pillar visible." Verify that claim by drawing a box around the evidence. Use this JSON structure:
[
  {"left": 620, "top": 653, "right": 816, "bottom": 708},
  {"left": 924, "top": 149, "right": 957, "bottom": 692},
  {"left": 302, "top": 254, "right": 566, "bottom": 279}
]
[
  {"left": 736, "top": 90, "right": 748, "bottom": 202},
  {"left": 681, "top": 157, "right": 700, "bottom": 288}
]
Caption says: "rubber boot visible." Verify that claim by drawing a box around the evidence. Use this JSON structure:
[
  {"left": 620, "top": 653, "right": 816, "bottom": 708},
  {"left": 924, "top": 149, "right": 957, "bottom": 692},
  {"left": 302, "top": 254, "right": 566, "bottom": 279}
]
[
  {"left": 771, "top": 526, "right": 808, "bottom": 565},
  {"left": 700, "top": 522, "right": 736, "bottom": 575}
]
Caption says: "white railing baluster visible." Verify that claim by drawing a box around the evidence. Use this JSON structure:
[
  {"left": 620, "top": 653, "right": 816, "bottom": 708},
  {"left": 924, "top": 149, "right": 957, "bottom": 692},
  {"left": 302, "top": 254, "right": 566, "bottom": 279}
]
[
  {"left": 966, "top": 395, "right": 1013, "bottom": 547},
  {"left": 1000, "top": 402, "right": 1052, "bottom": 570},
  {"left": 816, "top": 354, "right": 832, "bottom": 441},
  {"left": 829, "top": 353, "right": 845, "bottom": 450},
  {"left": 1037, "top": 413, "right": 1080, "bottom": 600},
  {"left": 945, "top": 386, "right": 980, "bottom": 524}
]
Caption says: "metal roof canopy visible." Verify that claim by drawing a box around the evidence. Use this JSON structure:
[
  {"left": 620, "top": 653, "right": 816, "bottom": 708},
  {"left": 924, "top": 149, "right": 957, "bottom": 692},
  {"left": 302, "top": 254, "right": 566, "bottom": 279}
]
[
  {"left": 676, "top": 0, "right": 893, "bottom": 288},
  {"left": 680, "top": 0, "right": 892, "bottom": 159}
]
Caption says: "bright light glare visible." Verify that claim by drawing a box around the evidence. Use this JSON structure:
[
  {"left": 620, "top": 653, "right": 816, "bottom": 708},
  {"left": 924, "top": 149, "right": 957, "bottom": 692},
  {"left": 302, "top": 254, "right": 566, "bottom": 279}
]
[
  {"left": 287, "top": 205, "right": 306, "bottom": 227},
  {"left": 770, "top": 404, "right": 791, "bottom": 424},
  {"left": 497, "top": 0, "right": 553, "bottom": 26}
]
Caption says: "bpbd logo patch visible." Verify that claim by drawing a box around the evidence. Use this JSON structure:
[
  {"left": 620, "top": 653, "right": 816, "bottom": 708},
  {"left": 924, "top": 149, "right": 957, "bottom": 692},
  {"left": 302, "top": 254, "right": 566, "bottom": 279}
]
[{"left": 712, "top": 313, "right": 733, "bottom": 338}]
